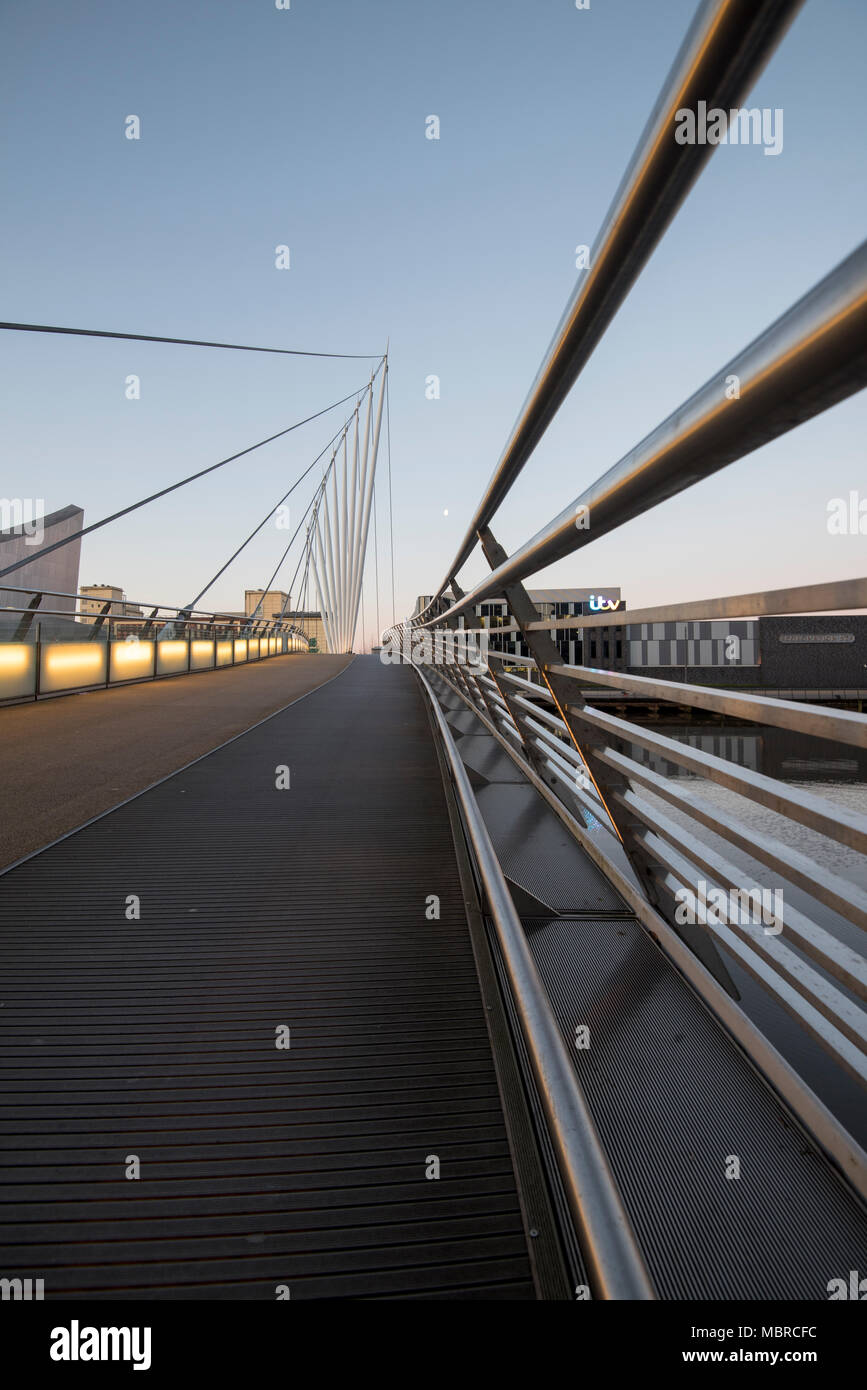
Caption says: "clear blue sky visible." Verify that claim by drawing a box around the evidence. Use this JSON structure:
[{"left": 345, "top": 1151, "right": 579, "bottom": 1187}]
[{"left": 1, "top": 0, "right": 865, "bottom": 647}]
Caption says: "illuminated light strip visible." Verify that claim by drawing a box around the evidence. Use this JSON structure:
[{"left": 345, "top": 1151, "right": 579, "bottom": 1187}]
[
  {"left": 43, "top": 646, "right": 105, "bottom": 673},
  {"left": 110, "top": 640, "right": 155, "bottom": 681},
  {"left": 0, "top": 630, "right": 296, "bottom": 704},
  {"left": 0, "top": 645, "right": 32, "bottom": 674},
  {"left": 0, "top": 644, "right": 37, "bottom": 700},
  {"left": 41, "top": 644, "right": 107, "bottom": 693}
]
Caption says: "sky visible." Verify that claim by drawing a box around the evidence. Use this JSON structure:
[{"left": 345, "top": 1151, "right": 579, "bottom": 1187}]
[{"left": 1, "top": 0, "right": 865, "bottom": 650}]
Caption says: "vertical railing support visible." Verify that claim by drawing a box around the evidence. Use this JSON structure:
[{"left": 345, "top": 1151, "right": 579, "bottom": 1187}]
[{"left": 476, "top": 525, "right": 738, "bottom": 996}]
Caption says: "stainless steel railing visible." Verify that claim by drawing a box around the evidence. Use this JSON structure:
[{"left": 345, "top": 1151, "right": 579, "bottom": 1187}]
[
  {"left": 0, "top": 583, "right": 305, "bottom": 642},
  {"left": 412, "top": 649, "right": 867, "bottom": 1204},
  {"left": 417, "top": 665, "right": 656, "bottom": 1299},
  {"left": 383, "top": 0, "right": 867, "bottom": 1204},
  {"left": 423, "top": 0, "right": 808, "bottom": 616}
]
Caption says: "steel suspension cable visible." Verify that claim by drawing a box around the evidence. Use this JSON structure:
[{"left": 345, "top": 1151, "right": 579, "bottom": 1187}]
[
  {"left": 0, "top": 381, "right": 376, "bottom": 582},
  {"left": 0, "top": 320, "right": 377, "bottom": 359},
  {"left": 386, "top": 367, "right": 396, "bottom": 626},
  {"left": 188, "top": 430, "right": 341, "bottom": 612},
  {"left": 373, "top": 475, "right": 381, "bottom": 644},
  {"left": 250, "top": 473, "right": 332, "bottom": 629}
]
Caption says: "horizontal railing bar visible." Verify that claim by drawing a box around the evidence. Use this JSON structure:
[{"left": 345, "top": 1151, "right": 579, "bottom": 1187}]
[
  {"left": 540, "top": 755, "right": 621, "bottom": 837},
  {"left": 0, "top": 611, "right": 290, "bottom": 635},
  {"left": 466, "top": 687, "right": 494, "bottom": 718},
  {"left": 427, "top": 240, "right": 867, "bottom": 627},
  {"left": 494, "top": 711, "right": 523, "bottom": 744},
  {"left": 0, "top": 586, "right": 276, "bottom": 626},
  {"left": 529, "top": 729, "right": 586, "bottom": 779},
  {"left": 438, "top": 650, "right": 867, "bottom": 1006},
  {"left": 457, "top": 576, "right": 867, "bottom": 636},
  {"left": 426, "top": 649, "right": 867, "bottom": 1201},
  {"left": 648, "top": 844, "right": 867, "bottom": 1090},
  {"left": 550, "top": 663, "right": 867, "bottom": 749},
  {"left": 495, "top": 669, "right": 552, "bottom": 699},
  {"left": 415, "top": 664, "right": 656, "bottom": 1299},
  {"left": 526, "top": 718, "right": 586, "bottom": 768},
  {"left": 437, "top": 667, "right": 525, "bottom": 748},
  {"left": 584, "top": 686, "right": 867, "bottom": 702},
  {"left": 530, "top": 577, "right": 867, "bottom": 632},
  {"left": 621, "top": 789, "right": 867, "bottom": 1012},
  {"left": 445, "top": 662, "right": 613, "bottom": 822},
  {"left": 599, "top": 745, "right": 867, "bottom": 935},
  {"left": 477, "top": 677, "right": 509, "bottom": 705},
  {"left": 486, "top": 648, "right": 538, "bottom": 668},
  {"left": 424, "top": 0, "right": 805, "bottom": 613},
  {"left": 465, "top": 625, "right": 522, "bottom": 636},
  {"left": 533, "top": 740, "right": 616, "bottom": 829},
  {"left": 512, "top": 694, "right": 571, "bottom": 734},
  {"left": 573, "top": 702, "right": 867, "bottom": 855}
]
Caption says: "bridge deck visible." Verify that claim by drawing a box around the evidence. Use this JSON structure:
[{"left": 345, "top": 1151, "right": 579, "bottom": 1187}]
[
  {"left": 0, "top": 651, "right": 353, "bottom": 871},
  {"left": 0, "top": 657, "right": 536, "bottom": 1299}
]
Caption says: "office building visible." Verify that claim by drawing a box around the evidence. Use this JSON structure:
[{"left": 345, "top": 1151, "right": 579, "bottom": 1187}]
[{"left": 0, "top": 502, "right": 83, "bottom": 616}]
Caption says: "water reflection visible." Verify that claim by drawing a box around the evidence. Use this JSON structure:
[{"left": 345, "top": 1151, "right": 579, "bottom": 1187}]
[
  {"left": 630, "top": 723, "right": 867, "bottom": 886},
  {"left": 627, "top": 720, "right": 867, "bottom": 1146}
]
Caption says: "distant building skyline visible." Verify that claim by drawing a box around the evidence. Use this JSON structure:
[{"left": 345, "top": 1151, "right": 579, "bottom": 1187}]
[{"left": 78, "top": 583, "right": 143, "bottom": 624}]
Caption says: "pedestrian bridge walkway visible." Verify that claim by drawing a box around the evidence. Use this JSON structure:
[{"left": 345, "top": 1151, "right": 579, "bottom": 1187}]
[
  {"left": 1, "top": 656, "right": 866, "bottom": 1300},
  {"left": 3, "top": 0, "right": 867, "bottom": 1301},
  {"left": 0, "top": 658, "right": 536, "bottom": 1299}
]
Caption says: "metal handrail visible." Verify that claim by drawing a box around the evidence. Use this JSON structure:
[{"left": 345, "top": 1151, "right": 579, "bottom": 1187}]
[
  {"left": 421, "top": 240, "right": 867, "bottom": 626},
  {"left": 456, "top": 577, "right": 867, "bottom": 636},
  {"left": 0, "top": 582, "right": 261, "bottom": 627},
  {"left": 599, "top": 745, "right": 867, "bottom": 931},
  {"left": 420, "top": 650, "right": 867, "bottom": 1083},
  {"left": 574, "top": 702, "right": 867, "bottom": 853},
  {"left": 424, "top": 0, "right": 805, "bottom": 613},
  {"left": 383, "top": 0, "right": 867, "bottom": 1206},
  {"left": 0, "top": 604, "right": 292, "bottom": 636},
  {"left": 416, "top": 664, "right": 656, "bottom": 1299},
  {"left": 556, "top": 663, "right": 867, "bottom": 749},
  {"left": 423, "top": 660, "right": 867, "bottom": 1202}
]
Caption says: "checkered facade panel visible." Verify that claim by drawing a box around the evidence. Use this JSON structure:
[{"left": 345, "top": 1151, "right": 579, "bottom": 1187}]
[{"left": 626, "top": 620, "right": 759, "bottom": 668}]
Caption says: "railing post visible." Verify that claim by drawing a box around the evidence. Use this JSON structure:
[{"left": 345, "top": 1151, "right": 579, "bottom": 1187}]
[
  {"left": 476, "top": 526, "right": 581, "bottom": 784},
  {"left": 478, "top": 525, "right": 738, "bottom": 995},
  {"left": 12, "top": 592, "right": 43, "bottom": 644}
]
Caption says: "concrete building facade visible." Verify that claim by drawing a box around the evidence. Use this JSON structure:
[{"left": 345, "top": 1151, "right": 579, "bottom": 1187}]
[
  {"left": 245, "top": 590, "right": 290, "bottom": 621},
  {"left": 0, "top": 503, "right": 84, "bottom": 616},
  {"left": 283, "top": 612, "right": 328, "bottom": 653},
  {"left": 628, "top": 614, "right": 867, "bottom": 689},
  {"left": 414, "top": 590, "right": 867, "bottom": 691},
  {"left": 78, "top": 585, "right": 144, "bottom": 626},
  {"left": 417, "top": 588, "right": 626, "bottom": 667}
]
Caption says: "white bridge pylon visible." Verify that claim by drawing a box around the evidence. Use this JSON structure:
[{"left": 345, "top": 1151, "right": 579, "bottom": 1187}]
[{"left": 310, "top": 358, "right": 387, "bottom": 654}]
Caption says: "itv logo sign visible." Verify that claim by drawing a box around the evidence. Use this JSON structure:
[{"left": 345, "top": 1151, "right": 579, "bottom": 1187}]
[{"left": 587, "top": 594, "right": 622, "bottom": 613}]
